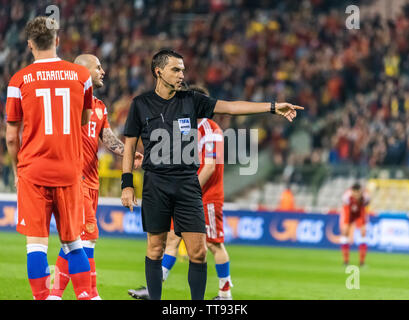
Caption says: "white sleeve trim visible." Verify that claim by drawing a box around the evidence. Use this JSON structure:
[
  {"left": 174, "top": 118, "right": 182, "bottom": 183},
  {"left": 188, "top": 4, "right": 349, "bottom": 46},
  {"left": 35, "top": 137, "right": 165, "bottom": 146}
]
[
  {"left": 7, "top": 86, "right": 22, "bottom": 99},
  {"left": 84, "top": 76, "right": 92, "bottom": 93},
  {"left": 198, "top": 133, "right": 223, "bottom": 150}
]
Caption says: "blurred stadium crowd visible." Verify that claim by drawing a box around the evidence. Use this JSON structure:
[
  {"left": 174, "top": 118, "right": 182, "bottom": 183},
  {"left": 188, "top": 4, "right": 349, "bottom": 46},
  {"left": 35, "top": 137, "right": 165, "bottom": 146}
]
[{"left": 2, "top": 0, "right": 409, "bottom": 190}]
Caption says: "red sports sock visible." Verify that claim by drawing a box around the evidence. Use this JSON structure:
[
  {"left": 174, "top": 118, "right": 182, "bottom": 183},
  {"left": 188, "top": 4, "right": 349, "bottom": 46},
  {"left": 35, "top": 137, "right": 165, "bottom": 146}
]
[
  {"left": 29, "top": 276, "right": 50, "bottom": 300},
  {"left": 359, "top": 243, "right": 368, "bottom": 265},
  {"left": 50, "top": 255, "right": 70, "bottom": 297},
  {"left": 88, "top": 258, "right": 99, "bottom": 298},
  {"left": 341, "top": 243, "right": 350, "bottom": 264},
  {"left": 70, "top": 271, "right": 92, "bottom": 300}
]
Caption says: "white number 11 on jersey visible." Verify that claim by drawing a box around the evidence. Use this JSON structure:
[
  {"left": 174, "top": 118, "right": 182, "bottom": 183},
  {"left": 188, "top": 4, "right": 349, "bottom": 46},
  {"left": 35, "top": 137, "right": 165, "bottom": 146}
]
[{"left": 36, "top": 88, "right": 70, "bottom": 135}]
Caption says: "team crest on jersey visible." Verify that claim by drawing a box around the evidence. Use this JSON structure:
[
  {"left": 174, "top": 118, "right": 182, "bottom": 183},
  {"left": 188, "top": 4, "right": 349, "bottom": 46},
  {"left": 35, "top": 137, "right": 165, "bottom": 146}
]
[
  {"left": 178, "top": 118, "right": 191, "bottom": 135},
  {"left": 95, "top": 108, "right": 103, "bottom": 120}
]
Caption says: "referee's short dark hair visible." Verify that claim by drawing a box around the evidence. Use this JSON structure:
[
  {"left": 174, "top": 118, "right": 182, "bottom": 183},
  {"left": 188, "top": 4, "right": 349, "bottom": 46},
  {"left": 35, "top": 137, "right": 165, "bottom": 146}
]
[{"left": 151, "top": 49, "right": 183, "bottom": 78}]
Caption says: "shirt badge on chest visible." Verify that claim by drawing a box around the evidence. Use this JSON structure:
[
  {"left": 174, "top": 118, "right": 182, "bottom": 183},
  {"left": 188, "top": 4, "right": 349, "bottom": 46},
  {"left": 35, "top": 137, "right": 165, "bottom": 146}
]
[{"left": 178, "top": 118, "right": 191, "bottom": 135}]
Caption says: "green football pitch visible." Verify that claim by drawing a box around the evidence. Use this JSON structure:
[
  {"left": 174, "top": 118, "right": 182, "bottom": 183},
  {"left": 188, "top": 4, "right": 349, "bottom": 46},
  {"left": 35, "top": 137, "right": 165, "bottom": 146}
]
[{"left": 1, "top": 230, "right": 409, "bottom": 300}]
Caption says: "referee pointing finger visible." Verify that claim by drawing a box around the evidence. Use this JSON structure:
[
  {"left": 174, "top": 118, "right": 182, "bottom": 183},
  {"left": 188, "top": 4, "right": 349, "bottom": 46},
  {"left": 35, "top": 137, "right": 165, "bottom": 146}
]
[{"left": 121, "top": 49, "right": 304, "bottom": 300}]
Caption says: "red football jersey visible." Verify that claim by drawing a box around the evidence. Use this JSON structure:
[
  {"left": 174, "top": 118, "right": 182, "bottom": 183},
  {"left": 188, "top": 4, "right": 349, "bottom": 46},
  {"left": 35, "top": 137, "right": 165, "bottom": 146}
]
[
  {"left": 82, "top": 96, "right": 110, "bottom": 190},
  {"left": 342, "top": 189, "right": 370, "bottom": 218},
  {"left": 197, "top": 119, "right": 224, "bottom": 203},
  {"left": 6, "top": 57, "right": 93, "bottom": 186}
]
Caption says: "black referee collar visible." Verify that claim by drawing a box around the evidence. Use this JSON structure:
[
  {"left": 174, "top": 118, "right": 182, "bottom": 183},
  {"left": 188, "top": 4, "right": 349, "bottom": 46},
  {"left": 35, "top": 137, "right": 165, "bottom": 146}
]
[{"left": 153, "top": 90, "right": 177, "bottom": 103}]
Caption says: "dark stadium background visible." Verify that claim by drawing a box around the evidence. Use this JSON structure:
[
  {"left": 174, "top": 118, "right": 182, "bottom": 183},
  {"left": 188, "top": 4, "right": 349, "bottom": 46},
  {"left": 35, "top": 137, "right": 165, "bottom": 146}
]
[{"left": 2, "top": 0, "right": 409, "bottom": 300}]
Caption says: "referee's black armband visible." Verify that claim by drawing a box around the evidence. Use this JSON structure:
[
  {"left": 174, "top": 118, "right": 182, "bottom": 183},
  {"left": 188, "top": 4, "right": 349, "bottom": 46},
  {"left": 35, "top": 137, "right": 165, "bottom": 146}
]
[
  {"left": 121, "top": 173, "right": 134, "bottom": 189},
  {"left": 270, "top": 100, "right": 276, "bottom": 114}
]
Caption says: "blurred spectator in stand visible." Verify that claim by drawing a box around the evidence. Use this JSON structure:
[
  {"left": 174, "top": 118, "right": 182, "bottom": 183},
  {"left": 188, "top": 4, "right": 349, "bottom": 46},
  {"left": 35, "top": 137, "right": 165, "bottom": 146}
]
[{"left": 276, "top": 185, "right": 296, "bottom": 212}]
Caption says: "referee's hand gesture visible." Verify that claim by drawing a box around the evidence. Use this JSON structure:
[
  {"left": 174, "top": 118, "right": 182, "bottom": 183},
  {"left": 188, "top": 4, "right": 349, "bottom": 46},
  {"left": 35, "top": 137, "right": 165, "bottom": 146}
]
[
  {"left": 275, "top": 103, "right": 304, "bottom": 123},
  {"left": 121, "top": 187, "right": 137, "bottom": 212}
]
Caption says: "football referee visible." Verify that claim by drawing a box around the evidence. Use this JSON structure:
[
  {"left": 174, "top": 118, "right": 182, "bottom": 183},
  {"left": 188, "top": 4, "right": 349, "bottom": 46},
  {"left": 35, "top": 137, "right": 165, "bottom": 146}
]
[{"left": 121, "top": 49, "right": 303, "bottom": 300}]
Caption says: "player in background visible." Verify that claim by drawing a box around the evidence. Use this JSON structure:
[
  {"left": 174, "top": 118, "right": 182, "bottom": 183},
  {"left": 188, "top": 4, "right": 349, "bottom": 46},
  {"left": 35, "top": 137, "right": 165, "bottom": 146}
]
[
  {"left": 48, "top": 54, "right": 143, "bottom": 300},
  {"left": 5, "top": 16, "right": 93, "bottom": 300},
  {"left": 128, "top": 85, "right": 233, "bottom": 300},
  {"left": 340, "top": 183, "right": 370, "bottom": 266}
]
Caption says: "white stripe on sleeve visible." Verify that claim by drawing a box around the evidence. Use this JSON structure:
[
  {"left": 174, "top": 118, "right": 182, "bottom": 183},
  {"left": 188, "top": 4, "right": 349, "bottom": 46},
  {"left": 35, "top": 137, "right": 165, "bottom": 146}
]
[
  {"left": 84, "top": 76, "right": 92, "bottom": 93},
  {"left": 7, "top": 86, "right": 22, "bottom": 99}
]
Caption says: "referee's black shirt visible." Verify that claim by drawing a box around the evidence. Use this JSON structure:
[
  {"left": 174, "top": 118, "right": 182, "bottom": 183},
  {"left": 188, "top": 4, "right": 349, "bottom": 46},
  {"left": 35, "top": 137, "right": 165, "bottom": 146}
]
[{"left": 124, "top": 90, "right": 217, "bottom": 175}]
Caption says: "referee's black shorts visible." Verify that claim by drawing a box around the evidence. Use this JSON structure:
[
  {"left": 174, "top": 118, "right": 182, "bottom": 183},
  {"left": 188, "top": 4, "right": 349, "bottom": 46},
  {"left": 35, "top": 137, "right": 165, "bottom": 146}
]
[{"left": 141, "top": 170, "right": 206, "bottom": 236}]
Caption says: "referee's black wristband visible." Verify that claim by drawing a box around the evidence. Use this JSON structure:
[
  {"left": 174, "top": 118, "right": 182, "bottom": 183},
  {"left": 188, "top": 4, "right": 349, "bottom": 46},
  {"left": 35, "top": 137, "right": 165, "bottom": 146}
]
[
  {"left": 121, "top": 173, "right": 134, "bottom": 189},
  {"left": 270, "top": 100, "right": 276, "bottom": 114}
]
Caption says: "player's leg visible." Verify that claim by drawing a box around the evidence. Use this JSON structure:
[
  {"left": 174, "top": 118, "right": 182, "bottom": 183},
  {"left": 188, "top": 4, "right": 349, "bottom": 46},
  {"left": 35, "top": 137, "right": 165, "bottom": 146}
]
[
  {"left": 182, "top": 232, "right": 208, "bottom": 300},
  {"left": 49, "top": 246, "right": 69, "bottom": 299},
  {"left": 54, "top": 182, "right": 91, "bottom": 300},
  {"left": 81, "top": 187, "right": 100, "bottom": 299},
  {"left": 59, "top": 237, "right": 91, "bottom": 300},
  {"left": 204, "top": 202, "right": 232, "bottom": 299},
  {"left": 50, "top": 242, "right": 96, "bottom": 300},
  {"left": 340, "top": 224, "right": 352, "bottom": 265},
  {"left": 17, "top": 177, "right": 52, "bottom": 300},
  {"left": 162, "top": 228, "right": 182, "bottom": 281},
  {"left": 26, "top": 236, "right": 51, "bottom": 300},
  {"left": 339, "top": 211, "right": 352, "bottom": 265},
  {"left": 146, "top": 232, "right": 168, "bottom": 300},
  {"left": 358, "top": 222, "right": 368, "bottom": 266},
  {"left": 207, "top": 242, "right": 233, "bottom": 300},
  {"left": 82, "top": 239, "right": 98, "bottom": 298}
]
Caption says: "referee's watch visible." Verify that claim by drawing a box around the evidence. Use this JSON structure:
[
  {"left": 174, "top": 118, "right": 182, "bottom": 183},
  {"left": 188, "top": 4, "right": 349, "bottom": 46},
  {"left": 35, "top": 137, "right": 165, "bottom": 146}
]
[{"left": 270, "top": 100, "right": 276, "bottom": 114}]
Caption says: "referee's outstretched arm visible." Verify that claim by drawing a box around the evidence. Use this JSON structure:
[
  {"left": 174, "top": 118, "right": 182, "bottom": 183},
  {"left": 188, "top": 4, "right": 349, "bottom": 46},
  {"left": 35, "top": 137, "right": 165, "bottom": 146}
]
[
  {"left": 121, "top": 136, "right": 138, "bottom": 211},
  {"left": 214, "top": 100, "right": 304, "bottom": 122}
]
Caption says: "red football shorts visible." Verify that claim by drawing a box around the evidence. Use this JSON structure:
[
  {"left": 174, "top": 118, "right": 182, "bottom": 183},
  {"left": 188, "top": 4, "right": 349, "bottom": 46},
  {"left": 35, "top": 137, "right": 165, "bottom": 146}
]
[
  {"left": 203, "top": 202, "right": 224, "bottom": 243},
  {"left": 341, "top": 210, "right": 367, "bottom": 228},
  {"left": 16, "top": 176, "right": 84, "bottom": 242},
  {"left": 81, "top": 187, "right": 99, "bottom": 240}
]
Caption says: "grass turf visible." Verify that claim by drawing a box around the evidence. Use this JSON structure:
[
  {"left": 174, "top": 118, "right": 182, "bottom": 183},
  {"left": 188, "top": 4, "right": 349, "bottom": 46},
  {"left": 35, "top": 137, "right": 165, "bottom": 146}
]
[{"left": 1, "top": 230, "right": 409, "bottom": 300}]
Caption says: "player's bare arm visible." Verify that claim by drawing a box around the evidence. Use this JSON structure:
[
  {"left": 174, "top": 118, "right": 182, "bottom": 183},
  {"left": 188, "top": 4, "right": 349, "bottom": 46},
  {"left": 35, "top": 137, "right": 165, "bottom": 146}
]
[
  {"left": 198, "top": 157, "right": 216, "bottom": 188},
  {"left": 100, "top": 127, "right": 143, "bottom": 168},
  {"left": 5, "top": 121, "right": 22, "bottom": 187},
  {"left": 101, "top": 127, "right": 125, "bottom": 156},
  {"left": 213, "top": 100, "right": 304, "bottom": 122},
  {"left": 121, "top": 137, "right": 138, "bottom": 211}
]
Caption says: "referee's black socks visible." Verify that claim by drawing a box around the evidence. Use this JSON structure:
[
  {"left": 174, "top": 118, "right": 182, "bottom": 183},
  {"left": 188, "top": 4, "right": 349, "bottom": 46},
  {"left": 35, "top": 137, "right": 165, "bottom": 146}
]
[
  {"left": 188, "top": 261, "right": 207, "bottom": 300},
  {"left": 145, "top": 256, "right": 163, "bottom": 300}
]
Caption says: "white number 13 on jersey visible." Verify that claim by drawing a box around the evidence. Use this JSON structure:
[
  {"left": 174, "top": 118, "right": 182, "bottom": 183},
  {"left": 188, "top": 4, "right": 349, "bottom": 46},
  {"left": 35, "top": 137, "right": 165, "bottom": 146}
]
[{"left": 36, "top": 88, "right": 70, "bottom": 135}]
